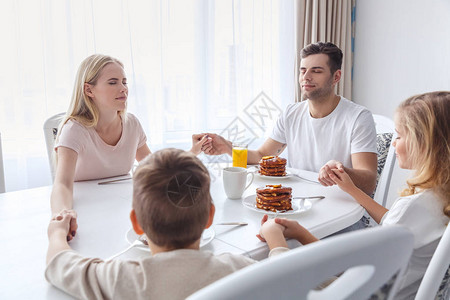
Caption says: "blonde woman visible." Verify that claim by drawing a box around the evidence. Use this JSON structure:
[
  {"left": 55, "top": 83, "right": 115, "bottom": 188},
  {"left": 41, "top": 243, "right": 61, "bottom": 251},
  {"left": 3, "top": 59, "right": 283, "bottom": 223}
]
[
  {"left": 259, "top": 91, "right": 450, "bottom": 299},
  {"left": 51, "top": 54, "right": 206, "bottom": 240}
]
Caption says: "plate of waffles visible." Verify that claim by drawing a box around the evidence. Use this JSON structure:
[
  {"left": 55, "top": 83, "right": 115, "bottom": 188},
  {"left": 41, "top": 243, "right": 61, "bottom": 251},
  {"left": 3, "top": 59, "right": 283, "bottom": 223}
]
[
  {"left": 242, "top": 194, "right": 312, "bottom": 216},
  {"left": 254, "top": 169, "right": 292, "bottom": 180},
  {"left": 255, "top": 156, "right": 291, "bottom": 179},
  {"left": 251, "top": 165, "right": 292, "bottom": 179}
]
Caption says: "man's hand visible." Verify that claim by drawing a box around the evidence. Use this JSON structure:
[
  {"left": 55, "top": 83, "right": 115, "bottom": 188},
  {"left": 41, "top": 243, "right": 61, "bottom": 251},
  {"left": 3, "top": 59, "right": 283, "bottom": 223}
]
[
  {"left": 329, "top": 169, "right": 358, "bottom": 194},
  {"left": 318, "top": 160, "right": 344, "bottom": 187},
  {"left": 193, "top": 133, "right": 232, "bottom": 156}
]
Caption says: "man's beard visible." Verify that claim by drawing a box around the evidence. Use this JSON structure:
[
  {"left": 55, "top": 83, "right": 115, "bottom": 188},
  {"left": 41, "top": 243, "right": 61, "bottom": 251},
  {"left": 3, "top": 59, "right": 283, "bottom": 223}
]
[{"left": 301, "top": 76, "right": 334, "bottom": 101}]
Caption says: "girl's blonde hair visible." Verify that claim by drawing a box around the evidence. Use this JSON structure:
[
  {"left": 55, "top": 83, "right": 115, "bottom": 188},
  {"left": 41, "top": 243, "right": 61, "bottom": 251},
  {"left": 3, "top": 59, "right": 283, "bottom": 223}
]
[
  {"left": 56, "top": 54, "right": 127, "bottom": 140},
  {"left": 397, "top": 91, "right": 450, "bottom": 217}
]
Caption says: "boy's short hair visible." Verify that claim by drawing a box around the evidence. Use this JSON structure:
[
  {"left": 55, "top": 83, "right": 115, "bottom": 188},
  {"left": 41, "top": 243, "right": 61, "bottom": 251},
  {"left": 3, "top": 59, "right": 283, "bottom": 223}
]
[
  {"left": 300, "top": 42, "right": 343, "bottom": 74},
  {"left": 132, "top": 148, "right": 212, "bottom": 249}
]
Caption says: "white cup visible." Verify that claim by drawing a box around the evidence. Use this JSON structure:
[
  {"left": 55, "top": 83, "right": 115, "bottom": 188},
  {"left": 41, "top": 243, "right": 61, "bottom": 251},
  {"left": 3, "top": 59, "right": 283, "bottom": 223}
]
[{"left": 223, "top": 167, "right": 254, "bottom": 199}]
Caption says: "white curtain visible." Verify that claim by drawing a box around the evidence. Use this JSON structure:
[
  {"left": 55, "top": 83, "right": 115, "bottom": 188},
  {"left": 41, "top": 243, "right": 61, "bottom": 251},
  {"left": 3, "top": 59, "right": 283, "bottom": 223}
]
[{"left": 0, "top": 0, "right": 295, "bottom": 192}]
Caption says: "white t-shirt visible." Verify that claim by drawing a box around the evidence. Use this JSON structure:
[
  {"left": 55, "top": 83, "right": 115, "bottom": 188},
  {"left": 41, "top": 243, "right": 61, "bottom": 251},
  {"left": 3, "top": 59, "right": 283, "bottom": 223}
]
[
  {"left": 56, "top": 113, "right": 147, "bottom": 181},
  {"left": 270, "top": 97, "right": 377, "bottom": 171},
  {"left": 381, "top": 189, "right": 449, "bottom": 299},
  {"left": 45, "top": 249, "right": 256, "bottom": 300}
]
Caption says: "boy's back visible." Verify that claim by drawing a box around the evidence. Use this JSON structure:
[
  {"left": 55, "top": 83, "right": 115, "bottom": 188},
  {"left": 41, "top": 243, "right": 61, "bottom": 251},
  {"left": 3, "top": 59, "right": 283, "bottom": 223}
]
[{"left": 45, "top": 248, "right": 255, "bottom": 299}]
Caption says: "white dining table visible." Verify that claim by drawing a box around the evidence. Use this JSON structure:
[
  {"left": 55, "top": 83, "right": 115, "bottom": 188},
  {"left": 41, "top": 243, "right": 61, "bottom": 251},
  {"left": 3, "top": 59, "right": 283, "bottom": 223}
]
[{"left": 0, "top": 166, "right": 364, "bottom": 299}]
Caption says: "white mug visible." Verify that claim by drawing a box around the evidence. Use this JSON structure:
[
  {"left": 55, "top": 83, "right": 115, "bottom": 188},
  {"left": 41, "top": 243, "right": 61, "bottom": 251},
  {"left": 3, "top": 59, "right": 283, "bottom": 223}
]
[{"left": 223, "top": 167, "right": 254, "bottom": 199}]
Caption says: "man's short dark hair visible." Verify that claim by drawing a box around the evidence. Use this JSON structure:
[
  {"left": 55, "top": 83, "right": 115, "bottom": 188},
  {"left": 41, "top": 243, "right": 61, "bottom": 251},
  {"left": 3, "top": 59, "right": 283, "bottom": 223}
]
[{"left": 300, "top": 42, "right": 343, "bottom": 74}]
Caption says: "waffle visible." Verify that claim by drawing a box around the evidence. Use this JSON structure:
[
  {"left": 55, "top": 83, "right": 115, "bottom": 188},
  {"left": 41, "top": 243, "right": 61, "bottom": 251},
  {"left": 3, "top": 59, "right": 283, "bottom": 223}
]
[
  {"left": 258, "top": 156, "right": 287, "bottom": 176},
  {"left": 256, "top": 184, "right": 292, "bottom": 212}
]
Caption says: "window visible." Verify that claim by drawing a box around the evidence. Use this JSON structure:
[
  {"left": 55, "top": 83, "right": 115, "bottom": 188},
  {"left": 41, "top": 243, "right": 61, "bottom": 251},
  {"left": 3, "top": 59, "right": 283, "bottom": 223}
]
[{"left": 0, "top": 0, "right": 295, "bottom": 191}]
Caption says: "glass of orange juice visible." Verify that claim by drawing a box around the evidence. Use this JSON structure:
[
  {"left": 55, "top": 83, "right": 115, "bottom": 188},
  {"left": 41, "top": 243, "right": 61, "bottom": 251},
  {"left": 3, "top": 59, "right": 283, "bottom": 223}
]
[{"left": 232, "top": 142, "right": 248, "bottom": 168}]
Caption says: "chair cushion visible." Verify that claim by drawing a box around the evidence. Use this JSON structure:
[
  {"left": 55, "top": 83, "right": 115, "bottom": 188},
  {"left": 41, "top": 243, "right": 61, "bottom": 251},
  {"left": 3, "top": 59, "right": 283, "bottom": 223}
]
[
  {"left": 376, "top": 132, "right": 393, "bottom": 180},
  {"left": 370, "top": 132, "right": 393, "bottom": 199},
  {"left": 436, "top": 265, "right": 450, "bottom": 300}
]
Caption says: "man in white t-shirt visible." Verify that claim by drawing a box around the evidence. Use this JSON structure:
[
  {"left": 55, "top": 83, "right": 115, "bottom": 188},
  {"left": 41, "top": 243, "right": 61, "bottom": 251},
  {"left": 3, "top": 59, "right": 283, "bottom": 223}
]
[{"left": 196, "top": 42, "right": 377, "bottom": 195}]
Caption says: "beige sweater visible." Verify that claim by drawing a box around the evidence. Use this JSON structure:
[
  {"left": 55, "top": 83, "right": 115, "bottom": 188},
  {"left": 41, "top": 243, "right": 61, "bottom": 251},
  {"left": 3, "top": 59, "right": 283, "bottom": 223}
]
[{"left": 45, "top": 249, "right": 258, "bottom": 300}]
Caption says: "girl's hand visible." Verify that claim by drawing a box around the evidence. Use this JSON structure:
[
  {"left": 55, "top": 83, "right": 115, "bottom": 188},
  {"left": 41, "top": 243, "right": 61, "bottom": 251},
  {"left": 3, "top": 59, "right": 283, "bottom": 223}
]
[
  {"left": 274, "top": 218, "right": 319, "bottom": 245},
  {"left": 329, "top": 169, "right": 357, "bottom": 194},
  {"left": 259, "top": 218, "right": 285, "bottom": 238},
  {"left": 273, "top": 218, "right": 304, "bottom": 239},
  {"left": 257, "top": 215, "right": 286, "bottom": 242}
]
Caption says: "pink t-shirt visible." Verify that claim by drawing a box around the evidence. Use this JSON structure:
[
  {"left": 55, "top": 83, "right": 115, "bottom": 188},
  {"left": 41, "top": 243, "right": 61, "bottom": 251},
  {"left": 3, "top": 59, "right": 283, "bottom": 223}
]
[{"left": 55, "top": 113, "right": 147, "bottom": 181}]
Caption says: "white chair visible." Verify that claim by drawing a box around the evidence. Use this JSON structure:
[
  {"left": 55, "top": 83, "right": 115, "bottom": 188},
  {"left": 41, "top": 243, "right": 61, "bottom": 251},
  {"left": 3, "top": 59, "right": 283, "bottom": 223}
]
[
  {"left": 373, "top": 114, "right": 396, "bottom": 207},
  {"left": 0, "top": 132, "right": 5, "bottom": 193},
  {"left": 416, "top": 225, "right": 450, "bottom": 300},
  {"left": 43, "top": 113, "right": 65, "bottom": 180},
  {"left": 187, "top": 226, "right": 414, "bottom": 300}
]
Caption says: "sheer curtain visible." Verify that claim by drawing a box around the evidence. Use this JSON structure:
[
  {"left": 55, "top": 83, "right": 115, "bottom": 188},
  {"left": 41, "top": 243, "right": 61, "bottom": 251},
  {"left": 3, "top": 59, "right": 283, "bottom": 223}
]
[{"left": 0, "top": 0, "right": 295, "bottom": 192}]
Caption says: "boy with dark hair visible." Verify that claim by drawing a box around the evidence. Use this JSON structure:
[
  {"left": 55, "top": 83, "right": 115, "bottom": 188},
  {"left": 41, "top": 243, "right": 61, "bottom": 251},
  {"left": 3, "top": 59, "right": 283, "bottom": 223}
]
[{"left": 46, "top": 149, "right": 259, "bottom": 299}]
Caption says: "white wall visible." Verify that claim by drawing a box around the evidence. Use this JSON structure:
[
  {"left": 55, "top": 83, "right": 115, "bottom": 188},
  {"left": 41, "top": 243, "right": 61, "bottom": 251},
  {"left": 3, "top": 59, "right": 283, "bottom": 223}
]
[{"left": 353, "top": 0, "right": 450, "bottom": 207}]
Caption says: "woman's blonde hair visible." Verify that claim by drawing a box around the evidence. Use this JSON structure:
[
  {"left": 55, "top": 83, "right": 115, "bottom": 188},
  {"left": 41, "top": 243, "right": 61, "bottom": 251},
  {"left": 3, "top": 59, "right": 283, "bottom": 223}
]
[
  {"left": 397, "top": 91, "right": 450, "bottom": 217},
  {"left": 56, "top": 54, "right": 126, "bottom": 139}
]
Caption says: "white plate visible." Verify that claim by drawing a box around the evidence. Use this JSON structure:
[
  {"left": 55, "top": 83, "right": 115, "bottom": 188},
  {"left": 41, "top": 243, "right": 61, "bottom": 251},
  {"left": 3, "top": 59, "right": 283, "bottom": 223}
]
[
  {"left": 125, "top": 227, "right": 216, "bottom": 252},
  {"left": 254, "top": 169, "right": 292, "bottom": 180},
  {"left": 242, "top": 194, "right": 312, "bottom": 215}
]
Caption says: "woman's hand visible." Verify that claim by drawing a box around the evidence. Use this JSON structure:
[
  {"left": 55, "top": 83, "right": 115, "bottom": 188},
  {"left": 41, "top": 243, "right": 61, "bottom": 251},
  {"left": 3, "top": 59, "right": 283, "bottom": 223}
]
[
  {"left": 193, "top": 133, "right": 232, "bottom": 156},
  {"left": 47, "top": 210, "right": 76, "bottom": 264},
  {"left": 49, "top": 209, "right": 77, "bottom": 241},
  {"left": 190, "top": 134, "right": 210, "bottom": 155}
]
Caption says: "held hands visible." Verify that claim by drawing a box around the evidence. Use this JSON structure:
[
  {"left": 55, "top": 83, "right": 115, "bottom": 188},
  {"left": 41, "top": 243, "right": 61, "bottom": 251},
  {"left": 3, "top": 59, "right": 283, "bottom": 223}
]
[
  {"left": 329, "top": 168, "right": 357, "bottom": 194},
  {"left": 49, "top": 209, "right": 78, "bottom": 242},
  {"left": 257, "top": 215, "right": 304, "bottom": 241},
  {"left": 271, "top": 218, "right": 308, "bottom": 241},
  {"left": 257, "top": 215, "right": 285, "bottom": 241},
  {"left": 257, "top": 214, "right": 318, "bottom": 246},
  {"left": 190, "top": 134, "right": 211, "bottom": 155},
  {"left": 318, "top": 160, "right": 344, "bottom": 187},
  {"left": 192, "top": 133, "right": 231, "bottom": 155}
]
